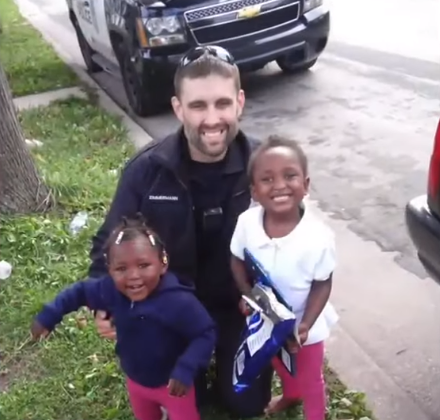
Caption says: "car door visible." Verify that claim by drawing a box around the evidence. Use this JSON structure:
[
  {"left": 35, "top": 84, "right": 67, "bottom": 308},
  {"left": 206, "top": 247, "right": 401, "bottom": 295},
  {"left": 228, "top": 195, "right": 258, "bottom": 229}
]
[{"left": 72, "top": 0, "right": 114, "bottom": 61}]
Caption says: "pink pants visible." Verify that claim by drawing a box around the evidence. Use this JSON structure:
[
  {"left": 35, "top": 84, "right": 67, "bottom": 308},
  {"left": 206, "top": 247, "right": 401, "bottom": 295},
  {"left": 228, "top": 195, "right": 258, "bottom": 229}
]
[
  {"left": 272, "top": 341, "right": 326, "bottom": 420},
  {"left": 126, "top": 378, "right": 200, "bottom": 420}
]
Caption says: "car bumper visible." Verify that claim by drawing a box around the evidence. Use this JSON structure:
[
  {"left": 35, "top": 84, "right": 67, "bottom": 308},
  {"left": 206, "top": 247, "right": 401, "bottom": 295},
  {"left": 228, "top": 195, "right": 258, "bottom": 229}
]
[
  {"left": 141, "top": 5, "right": 329, "bottom": 72},
  {"left": 405, "top": 194, "right": 440, "bottom": 285},
  {"left": 221, "top": 6, "right": 330, "bottom": 69}
]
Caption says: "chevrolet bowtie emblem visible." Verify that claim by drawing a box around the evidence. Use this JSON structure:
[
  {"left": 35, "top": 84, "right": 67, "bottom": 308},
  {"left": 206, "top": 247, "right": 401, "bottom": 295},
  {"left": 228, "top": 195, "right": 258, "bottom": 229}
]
[{"left": 237, "top": 4, "right": 262, "bottom": 19}]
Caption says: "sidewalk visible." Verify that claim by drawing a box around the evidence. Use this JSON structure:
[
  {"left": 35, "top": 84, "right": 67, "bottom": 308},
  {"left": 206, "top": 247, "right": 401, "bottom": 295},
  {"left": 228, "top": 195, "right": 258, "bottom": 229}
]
[
  {"left": 11, "top": 1, "right": 440, "bottom": 419},
  {"left": 311, "top": 196, "right": 439, "bottom": 420},
  {"left": 12, "top": 82, "right": 149, "bottom": 151},
  {"left": 13, "top": 87, "right": 85, "bottom": 111}
]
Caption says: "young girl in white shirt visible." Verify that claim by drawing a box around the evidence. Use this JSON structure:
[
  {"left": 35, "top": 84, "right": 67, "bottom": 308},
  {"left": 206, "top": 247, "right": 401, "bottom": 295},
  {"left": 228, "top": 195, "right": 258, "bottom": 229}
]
[{"left": 230, "top": 135, "right": 338, "bottom": 420}]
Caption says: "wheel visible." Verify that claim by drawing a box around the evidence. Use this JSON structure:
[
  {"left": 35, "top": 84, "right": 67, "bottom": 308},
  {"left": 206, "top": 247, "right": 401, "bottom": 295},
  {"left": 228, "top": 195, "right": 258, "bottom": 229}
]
[
  {"left": 118, "top": 47, "right": 162, "bottom": 117},
  {"left": 276, "top": 57, "right": 318, "bottom": 74},
  {"left": 73, "top": 18, "right": 102, "bottom": 73}
]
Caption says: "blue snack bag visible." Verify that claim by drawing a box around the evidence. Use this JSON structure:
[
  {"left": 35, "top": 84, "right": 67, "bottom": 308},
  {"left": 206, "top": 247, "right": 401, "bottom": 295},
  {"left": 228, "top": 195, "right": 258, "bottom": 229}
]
[
  {"left": 244, "top": 249, "right": 292, "bottom": 310},
  {"left": 243, "top": 248, "right": 300, "bottom": 377},
  {"left": 232, "top": 283, "right": 297, "bottom": 393}
]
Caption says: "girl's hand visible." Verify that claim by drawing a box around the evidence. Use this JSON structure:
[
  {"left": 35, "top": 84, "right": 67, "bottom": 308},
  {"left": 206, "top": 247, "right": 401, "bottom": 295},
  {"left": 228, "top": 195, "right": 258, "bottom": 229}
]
[
  {"left": 168, "top": 379, "right": 188, "bottom": 397},
  {"left": 297, "top": 322, "right": 309, "bottom": 345},
  {"left": 238, "top": 298, "right": 253, "bottom": 316},
  {"left": 30, "top": 320, "right": 50, "bottom": 340},
  {"left": 286, "top": 322, "right": 309, "bottom": 353}
]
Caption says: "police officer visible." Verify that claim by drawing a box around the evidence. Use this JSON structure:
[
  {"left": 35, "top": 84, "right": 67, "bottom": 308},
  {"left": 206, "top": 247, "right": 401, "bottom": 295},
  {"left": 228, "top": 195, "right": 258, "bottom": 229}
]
[{"left": 89, "top": 46, "right": 272, "bottom": 418}]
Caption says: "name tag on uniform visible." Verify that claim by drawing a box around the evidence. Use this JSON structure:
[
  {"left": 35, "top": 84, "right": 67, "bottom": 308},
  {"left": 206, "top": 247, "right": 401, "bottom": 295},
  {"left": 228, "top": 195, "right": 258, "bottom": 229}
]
[{"left": 148, "top": 195, "right": 179, "bottom": 201}]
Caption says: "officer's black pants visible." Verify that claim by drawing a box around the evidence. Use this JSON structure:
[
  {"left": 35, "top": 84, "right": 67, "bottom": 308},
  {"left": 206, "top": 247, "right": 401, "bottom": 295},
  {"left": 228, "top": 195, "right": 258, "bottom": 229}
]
[{"left": 195, "top": 308, "right": 273, "bottom": 418}]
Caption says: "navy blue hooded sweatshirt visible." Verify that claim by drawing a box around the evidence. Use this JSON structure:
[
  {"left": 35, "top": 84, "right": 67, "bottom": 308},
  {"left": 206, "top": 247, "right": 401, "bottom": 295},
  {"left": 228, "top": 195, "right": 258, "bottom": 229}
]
[{"left": 35, "top": 272, "right": 216, "bottom": 388}]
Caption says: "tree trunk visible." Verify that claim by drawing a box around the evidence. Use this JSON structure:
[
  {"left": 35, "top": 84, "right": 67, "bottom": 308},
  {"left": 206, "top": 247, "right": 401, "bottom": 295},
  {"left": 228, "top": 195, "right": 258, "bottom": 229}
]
[{"left": 0, "top": 62, "right": 51, "bottom": 214}]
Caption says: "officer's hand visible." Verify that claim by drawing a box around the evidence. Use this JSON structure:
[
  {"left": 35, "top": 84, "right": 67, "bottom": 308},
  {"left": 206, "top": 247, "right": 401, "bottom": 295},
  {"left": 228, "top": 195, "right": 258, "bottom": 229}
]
[{"left": 95, "top": 310, "right": 116, "bottom": 340}]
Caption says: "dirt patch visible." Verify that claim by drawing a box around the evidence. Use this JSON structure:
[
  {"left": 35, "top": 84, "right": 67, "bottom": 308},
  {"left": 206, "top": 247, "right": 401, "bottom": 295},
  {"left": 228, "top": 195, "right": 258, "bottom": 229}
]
[
  {"left": 0, "top": 367, "right": 10, "bottom": 393},
  {"left": 0, "top": 343, "right": 45, "bottom": 395},
  {"left": 324, "top": 362, "right": 346, "bottom": 394}
]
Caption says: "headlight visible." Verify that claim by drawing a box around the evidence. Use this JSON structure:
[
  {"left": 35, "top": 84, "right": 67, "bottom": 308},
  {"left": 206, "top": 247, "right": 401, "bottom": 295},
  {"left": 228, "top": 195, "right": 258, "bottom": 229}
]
[
  {"left": 145, "top": 16, "right": 180, "bottom": 35},
  {"left": 303, "top": 0, "right": 323, "bottom": 12},
  {"left": 143, "top": 16, "right": 185, "bottom": 47}
]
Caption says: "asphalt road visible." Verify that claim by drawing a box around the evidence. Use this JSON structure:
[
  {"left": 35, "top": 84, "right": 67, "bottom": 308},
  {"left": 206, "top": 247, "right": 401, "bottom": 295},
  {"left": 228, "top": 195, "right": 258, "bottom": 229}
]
[{"left": 16, "top": 0, "right": 440, "bottom": 418}]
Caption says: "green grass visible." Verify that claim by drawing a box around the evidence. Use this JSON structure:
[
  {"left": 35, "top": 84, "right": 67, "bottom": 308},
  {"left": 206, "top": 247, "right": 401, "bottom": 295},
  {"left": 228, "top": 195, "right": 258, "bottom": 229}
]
[
  {"left": 0, "top": 0, "right": 78, "bottom": 96},
  {"left": 0, "top": 96, "right": 373, "bottom": 420}
]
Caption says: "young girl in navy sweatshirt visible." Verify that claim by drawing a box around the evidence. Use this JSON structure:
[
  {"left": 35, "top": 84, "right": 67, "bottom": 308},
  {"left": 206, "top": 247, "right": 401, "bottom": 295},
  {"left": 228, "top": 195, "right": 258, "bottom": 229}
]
[{"left": 31, "top": 216, "right": 216, "bottom": 420}]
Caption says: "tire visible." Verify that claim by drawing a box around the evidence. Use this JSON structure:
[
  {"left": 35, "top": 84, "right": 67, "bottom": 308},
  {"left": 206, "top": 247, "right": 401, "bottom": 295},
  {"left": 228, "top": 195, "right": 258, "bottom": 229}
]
[
  {"left": 276, "top": 57, "right": 318, "bottom": 75},
  {"left": 73, "top": 18, "right": 102, "bottom": 73},
  {"left": 118, "top": 47, "right": 161, "bottom": 117}
]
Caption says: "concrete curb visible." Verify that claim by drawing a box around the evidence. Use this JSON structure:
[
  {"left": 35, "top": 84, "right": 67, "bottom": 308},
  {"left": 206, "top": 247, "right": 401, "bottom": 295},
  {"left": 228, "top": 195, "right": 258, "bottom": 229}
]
[
  {"left": 14, "top": 0, "right": 152, "bottom": 151},
  {"left": 13, "top": 87, "right": 86, "bottom": 111},
  {"left": 326, "top": 325, "right": 433, "bottom": 420}
]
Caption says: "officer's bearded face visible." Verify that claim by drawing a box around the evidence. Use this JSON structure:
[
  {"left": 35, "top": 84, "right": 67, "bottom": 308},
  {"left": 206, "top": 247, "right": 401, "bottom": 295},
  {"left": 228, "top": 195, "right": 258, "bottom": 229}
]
[{"left": 171, "top": 74, "right": 245, "bottom": 162}]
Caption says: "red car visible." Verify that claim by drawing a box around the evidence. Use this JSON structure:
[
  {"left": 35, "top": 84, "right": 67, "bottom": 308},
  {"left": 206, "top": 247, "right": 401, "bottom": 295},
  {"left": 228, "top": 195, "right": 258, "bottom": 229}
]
[{"left": 405, "top": 120, "right": 440, "bottom": 285}]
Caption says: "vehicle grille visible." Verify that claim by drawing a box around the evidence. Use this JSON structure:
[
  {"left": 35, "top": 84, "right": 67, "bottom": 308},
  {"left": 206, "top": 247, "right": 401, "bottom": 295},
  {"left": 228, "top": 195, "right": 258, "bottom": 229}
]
[
  {"left": 188, "top": 2, "right": 300, "bottom": 45},
  {"left": 185, "top": 0, "right": 273, "bottom": 22}
]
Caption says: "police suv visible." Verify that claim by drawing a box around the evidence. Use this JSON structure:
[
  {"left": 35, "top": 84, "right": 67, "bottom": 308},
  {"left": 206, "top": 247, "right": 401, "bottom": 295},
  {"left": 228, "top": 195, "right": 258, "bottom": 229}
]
[{"left": 67, "top": 0, "right": 330, "bottom": 116}]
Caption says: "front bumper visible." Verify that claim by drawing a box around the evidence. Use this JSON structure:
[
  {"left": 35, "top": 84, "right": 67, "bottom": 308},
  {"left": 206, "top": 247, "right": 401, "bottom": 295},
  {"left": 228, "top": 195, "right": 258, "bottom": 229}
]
[
  {"left": 140, "top": 5, "right": 329, "bottom": 72},
  {"left": 219, "top": 6, "right": 330, "bottom": 69},
  {"left": 405, "top": 194, "right": 440, "bottom": 285}
]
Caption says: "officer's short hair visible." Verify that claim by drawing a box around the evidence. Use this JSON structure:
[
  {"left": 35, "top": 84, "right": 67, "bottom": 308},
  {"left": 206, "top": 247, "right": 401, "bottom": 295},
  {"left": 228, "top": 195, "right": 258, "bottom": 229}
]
[{"left": 174, "top": 54, "right": 241, "bottom": 97}]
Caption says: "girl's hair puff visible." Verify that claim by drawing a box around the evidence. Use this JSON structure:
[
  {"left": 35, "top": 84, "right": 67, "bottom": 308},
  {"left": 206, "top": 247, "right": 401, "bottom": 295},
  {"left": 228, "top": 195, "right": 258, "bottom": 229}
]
[
  {"left": 247, "top": 135, "right": 309, "bottom": 182},
  {"left": 104, "top": 213, "right": 168, "bottom": 264}
]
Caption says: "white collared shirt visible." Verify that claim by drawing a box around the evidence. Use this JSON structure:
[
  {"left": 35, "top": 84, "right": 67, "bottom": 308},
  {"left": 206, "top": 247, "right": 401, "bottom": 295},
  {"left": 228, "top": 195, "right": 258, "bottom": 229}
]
[{"left": 230, "top": 204, "right": 338, "bottom": 345}]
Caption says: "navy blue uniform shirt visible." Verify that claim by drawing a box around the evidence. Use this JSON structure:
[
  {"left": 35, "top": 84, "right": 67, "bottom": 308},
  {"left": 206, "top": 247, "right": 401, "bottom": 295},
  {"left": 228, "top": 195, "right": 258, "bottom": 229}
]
[
  {"left": 88, "top": 129, "right": 258, "bottom": 311},
  {"left": 35, "top": 272, "right": 216, "bottom": 388}
]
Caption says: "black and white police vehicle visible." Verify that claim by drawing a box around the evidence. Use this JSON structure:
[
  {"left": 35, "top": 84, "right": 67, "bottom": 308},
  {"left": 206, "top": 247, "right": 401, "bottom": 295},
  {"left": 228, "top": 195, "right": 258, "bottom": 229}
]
[{"left": 67, "top": 0, "right": 330, "bottom": 116}]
